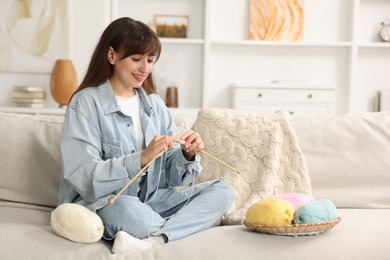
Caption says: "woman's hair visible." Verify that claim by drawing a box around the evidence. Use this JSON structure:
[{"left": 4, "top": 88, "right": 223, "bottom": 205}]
[{"left": 74, "top": 17, "right": 161, "bottom": 97}]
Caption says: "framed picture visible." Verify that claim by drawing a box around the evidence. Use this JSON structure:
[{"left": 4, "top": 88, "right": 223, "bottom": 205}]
[
  {"left": 154, "top": 15, "right": 189, "bottom": 38},
  {"left": 249, "top": 0, "right": 304, "bottom": 41}
]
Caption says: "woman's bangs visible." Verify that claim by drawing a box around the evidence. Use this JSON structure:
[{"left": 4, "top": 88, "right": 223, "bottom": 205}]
[{"left": 122, "top": 33, "right": 161, "bottom": 59}]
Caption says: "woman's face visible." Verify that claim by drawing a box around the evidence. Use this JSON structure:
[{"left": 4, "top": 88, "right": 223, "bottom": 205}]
[{"left": 109, "top": 48, "right": 157, "bottom": 89}]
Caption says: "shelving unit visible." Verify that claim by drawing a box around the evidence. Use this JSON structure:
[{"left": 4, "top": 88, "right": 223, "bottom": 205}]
[
  {"left": 104, "top": 0, "right": 390, "bottom": 114},
  {"left": 1, "top": 0, "right": 389, "bottom": 115}
]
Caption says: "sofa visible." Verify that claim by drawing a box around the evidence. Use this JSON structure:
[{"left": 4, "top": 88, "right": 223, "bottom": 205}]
[{"left": 1, "top": 109, "right": 389, "bottom": 260}]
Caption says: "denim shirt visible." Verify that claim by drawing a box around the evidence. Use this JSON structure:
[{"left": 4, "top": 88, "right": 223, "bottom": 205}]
[{"left": 58, "top": 80, "right": 202, "bottom": 212}]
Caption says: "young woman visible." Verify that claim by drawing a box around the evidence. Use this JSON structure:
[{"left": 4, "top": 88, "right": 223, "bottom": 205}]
[{"left": 58, "top": 17, "right": 234, "bottom": 253}]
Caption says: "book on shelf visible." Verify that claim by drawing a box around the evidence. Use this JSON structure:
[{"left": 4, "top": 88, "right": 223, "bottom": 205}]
[
  {"left": 12, "top": 98, "right": 45, "bottom": 104},
  {"left": 12, "top": 99, "right": 45, "bottom": 108},
  {"left": 12, "top": 90, "right": 46, "bottom": 99},
  {"left": 12, "top": 102, "right": 45, "bottom": 108},
  {"left": 13, "top": 86, "right": 46, "bottom": 92}
]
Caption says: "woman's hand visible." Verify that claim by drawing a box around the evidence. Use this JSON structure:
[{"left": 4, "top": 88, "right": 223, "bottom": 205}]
[
  {"left": 141, "top": 135, "right": 180, "bottom": 166},
  {"left": 179, "top": 130, "right": 204, "bottom": 161}
]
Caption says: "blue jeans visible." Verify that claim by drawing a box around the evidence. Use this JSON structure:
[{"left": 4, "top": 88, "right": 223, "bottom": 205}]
[{"left": 96, "top": 180, "right": 234, "bottom": 242}]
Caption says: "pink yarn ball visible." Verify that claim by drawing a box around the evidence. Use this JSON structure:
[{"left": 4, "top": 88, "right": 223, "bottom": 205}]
[{"left": 270, "top": 193, "right": 315, "bottom": 209}]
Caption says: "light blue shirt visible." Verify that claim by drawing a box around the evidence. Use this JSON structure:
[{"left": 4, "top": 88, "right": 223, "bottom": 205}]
[{"left": 58, "top": 80, "right": 202, "bottom": 212}]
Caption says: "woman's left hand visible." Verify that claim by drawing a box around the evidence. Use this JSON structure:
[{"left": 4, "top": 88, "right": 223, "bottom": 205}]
[{"left": 179, "top": 130, "right": 204, "bottom": 161}]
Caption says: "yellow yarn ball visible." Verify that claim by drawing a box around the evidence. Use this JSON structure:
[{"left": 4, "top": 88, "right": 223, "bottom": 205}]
[{"left": 245, "top": 198, "right": 295, "bottom": 226}]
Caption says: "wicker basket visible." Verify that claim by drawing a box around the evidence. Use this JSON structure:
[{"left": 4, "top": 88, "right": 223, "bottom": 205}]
[{"left": 243, "top": 218, "right": 341, "bottom": 236}]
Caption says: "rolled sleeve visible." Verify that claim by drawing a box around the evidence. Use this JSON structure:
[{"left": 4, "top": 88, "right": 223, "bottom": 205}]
[
  {"left": 165, "top": 148, "right": 202, "bottom": 186},
  {"left": 125, "top": 151, "right": 143, "bottom": 178}
]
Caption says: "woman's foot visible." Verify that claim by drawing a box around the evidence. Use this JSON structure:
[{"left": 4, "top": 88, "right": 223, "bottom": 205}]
[{"left": 111, "top": 231, "right": 165, "bottom": 254}]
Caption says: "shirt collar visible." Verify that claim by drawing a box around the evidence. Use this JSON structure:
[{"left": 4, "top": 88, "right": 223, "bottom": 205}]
[{"left": 97, "top": 80, "right": 153, "bottom": 116}]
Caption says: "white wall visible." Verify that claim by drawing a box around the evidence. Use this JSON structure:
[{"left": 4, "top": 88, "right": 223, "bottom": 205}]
[
  {"left": 0, "top": 0, "right": 110, "bottom": 108},
  {"left": 69, "top": 0, "right": 112, "bottom": 83}
]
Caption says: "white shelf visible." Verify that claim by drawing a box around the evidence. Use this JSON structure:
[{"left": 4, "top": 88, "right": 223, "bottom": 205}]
[
  {"left": 358, "top": 43, "right": 390, "bottom": 48},
  {"left": 210, "top": 40, "right": 354, "bottom": 47},
  {"left": 160, "top": 38, "right": 204, "bottom": 45}
]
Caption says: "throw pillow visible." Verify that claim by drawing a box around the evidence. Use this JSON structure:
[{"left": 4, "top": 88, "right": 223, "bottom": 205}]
[{"left": 192, "top": 108, "right": 311, "bottom": 225}]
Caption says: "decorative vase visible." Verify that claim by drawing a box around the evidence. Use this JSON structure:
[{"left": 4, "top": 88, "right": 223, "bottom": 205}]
[
  {"left": 50, "top": 59, "right": 78, "bottom": 107},
  {"left": 165, "top": 86, "right": 178, "bottom": 107}
]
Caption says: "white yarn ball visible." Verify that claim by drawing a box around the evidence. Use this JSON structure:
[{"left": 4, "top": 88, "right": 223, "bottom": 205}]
[{"left": 51, "top": 203, "right": 104, "bottom": 243}]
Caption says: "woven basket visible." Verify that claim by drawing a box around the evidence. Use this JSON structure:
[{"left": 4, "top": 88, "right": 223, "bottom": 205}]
[{"left": 243, "top": 218, "right": 341, "bottom": 236}]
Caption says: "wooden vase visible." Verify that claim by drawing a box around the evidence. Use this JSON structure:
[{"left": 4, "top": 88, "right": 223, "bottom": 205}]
[
  {"left": 50, "top": 59, "right": 78, "bottom": 107},
  {"left": 165, "top": 86, "right": 178, "bottom": 107}
]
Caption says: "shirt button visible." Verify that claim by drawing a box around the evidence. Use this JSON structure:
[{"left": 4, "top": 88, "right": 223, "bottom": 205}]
[
  {"left": 127, "top": 124, "right": 130, "bottom": 127},
  {"left": 131, "top": 150, "right": 135, "bottom": 154}
]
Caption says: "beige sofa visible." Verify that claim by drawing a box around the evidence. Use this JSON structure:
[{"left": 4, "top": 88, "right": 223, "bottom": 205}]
[{"left": 1, "top": 109, "right": 390, "bottom": 260}]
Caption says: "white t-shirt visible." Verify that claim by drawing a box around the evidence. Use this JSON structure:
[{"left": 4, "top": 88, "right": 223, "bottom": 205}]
[
  {"left": 116, "top": 92, "right": 147, "bottom": 194},
  {"left": 115, "top": 92, "right": 144, "bottom": 151}
]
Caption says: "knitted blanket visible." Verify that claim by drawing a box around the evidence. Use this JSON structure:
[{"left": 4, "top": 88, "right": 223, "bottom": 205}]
[{"left": 192, "top": 108, "right": 312, "bottom": 225}]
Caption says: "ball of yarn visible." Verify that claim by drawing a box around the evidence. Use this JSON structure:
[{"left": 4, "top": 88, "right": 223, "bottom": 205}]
[
  {"left": 270, "top": 193, "right": 315, "bottom": 209},
  {"left": 245, "top": 198, "right": 295, "bottom": 226},
  {"left": 294, "top": 199, "right": 339, "bottom": 224},
  {"left": 51, "top": 203, "right": 104, "bottom": 243}
]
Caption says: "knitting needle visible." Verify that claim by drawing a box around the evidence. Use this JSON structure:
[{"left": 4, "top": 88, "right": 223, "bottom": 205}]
[
  {"left": 176, "top": 131, "right": 240, "bottom": 174},
  {"left": 108, "top": 152, "right": 161, "bottom": 205},
  {"left": 199, "top": 150, "right": 240, "bottom": 175}
]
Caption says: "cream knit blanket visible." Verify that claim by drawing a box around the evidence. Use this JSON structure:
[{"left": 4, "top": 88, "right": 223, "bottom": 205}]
[{"left": 192, "top": 108, "right": 312, "bottom": 225}]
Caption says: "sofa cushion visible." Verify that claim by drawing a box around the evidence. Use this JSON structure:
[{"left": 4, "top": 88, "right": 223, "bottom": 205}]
[
  {"left": 0, "top": 112, "right": 64, "bottom": 208},
  {"left": 2, "top": 201, "right": 389, "bottom": 259},
  {"left": 192, "top": 108, "right": 311, "bottom": 225},
  {"left": 291, "top": 111, "right": 390, "bottom": 208}
]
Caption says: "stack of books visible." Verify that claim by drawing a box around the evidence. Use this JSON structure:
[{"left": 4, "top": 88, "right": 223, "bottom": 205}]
[{"left": 12, "top": 86, "right": 46, "bottom": 108}]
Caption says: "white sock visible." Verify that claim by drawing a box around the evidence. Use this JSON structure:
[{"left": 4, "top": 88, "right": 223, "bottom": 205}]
[
  {"left": 142, "top": 235, "right": 166, "bottom": 247},
  {"left": 112, "top": 231, "right": 149, "bottom": 253},
  {"left": 111, "top": 231, "right": 166, "bottom": 254}
]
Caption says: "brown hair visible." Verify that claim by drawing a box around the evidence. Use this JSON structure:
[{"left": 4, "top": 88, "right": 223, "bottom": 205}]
[{"left": 73, "top": 17, "right": 161, "bottom": 98}]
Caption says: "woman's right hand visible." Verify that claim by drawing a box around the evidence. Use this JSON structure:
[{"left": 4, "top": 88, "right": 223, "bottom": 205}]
[{"left": 140, "top": 135, "right": 180, "bottom": 166}]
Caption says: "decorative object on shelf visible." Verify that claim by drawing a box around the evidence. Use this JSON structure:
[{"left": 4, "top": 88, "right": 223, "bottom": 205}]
[
  {"left": 165, "top": 86, "right": 178, "bottom": 107},
  {"left": 374, "top": 90, "right": 390, "bottom": 112},
  {"left": 12, "top": 86, "right": 46, "bottom": 108},
  {"left": 249, "top": 0, "right": 304, "bottom": 41},
  {"left": 50, "top": 59, "right": 78, "bottom": 107},
  {"left": 154, "top": 15, "right": 188, "bottom": 38},
  {"left": 379, "top": 19, "right": 390, "bottom": 42}
]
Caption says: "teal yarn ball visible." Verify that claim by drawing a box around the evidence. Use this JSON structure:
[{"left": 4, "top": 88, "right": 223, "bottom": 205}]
[{"left": 294, "top": 199, "right": 338, "bottom": 224}]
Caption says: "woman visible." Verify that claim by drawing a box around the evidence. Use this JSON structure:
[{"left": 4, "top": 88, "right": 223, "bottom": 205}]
[{"left": 58, "top": 17, "right": 234, "bottom": 253}]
